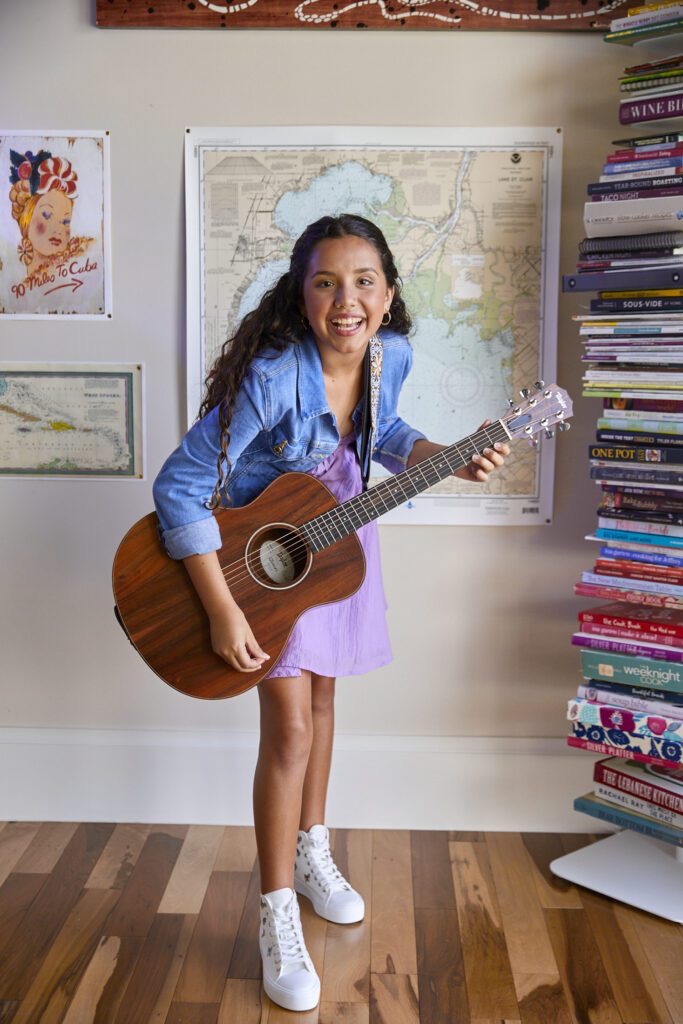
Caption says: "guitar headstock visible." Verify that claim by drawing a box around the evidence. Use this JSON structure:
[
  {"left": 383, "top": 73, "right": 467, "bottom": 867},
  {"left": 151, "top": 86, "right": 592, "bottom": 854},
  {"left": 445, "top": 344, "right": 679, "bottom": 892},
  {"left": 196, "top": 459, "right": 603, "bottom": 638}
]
[{"left": 500, "top": 382, "right": 573, "bottom": 447}]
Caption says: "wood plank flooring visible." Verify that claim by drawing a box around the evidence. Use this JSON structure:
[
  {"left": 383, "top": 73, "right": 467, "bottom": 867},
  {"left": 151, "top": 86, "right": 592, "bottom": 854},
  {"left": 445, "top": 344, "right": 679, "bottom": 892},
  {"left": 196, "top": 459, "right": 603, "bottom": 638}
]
[{"left": 0, "top": 822, "right": 680, "bottom": 1023}]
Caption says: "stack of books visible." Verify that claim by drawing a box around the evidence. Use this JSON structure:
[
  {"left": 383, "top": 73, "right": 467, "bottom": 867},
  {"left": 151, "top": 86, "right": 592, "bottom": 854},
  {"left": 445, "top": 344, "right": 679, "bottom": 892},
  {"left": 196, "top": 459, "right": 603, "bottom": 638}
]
[
  {"left": 576, "top": 757, "right": 683, "bottom": 847},
  {"left": 563, "top": 15, "right": 683, "bottom": 846},
  {"left": 606, "top": 3, "right": 683, "bottom": 52}
]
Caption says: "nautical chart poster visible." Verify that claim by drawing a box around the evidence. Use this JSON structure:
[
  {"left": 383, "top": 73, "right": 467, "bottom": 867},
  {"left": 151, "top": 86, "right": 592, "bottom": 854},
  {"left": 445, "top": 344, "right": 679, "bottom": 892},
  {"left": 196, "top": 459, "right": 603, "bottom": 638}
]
[
  {"left": 0, "top": 363, "right": 143, "bottom": 478},
  {"left": 0, "top": 131, "right": 111, "bottom": 318},
  {"left": 97, "top": 0, "right": 618, "bottom": 30},
  {"left": 185, "top": 126, "right": 562, "bottom": 525}
]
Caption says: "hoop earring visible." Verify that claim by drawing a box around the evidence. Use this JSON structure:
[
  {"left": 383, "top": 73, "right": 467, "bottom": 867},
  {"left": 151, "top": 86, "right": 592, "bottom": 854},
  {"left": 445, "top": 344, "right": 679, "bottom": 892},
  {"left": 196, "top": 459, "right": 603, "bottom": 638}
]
[{"left": 381, "top": 311, "right": 392, "bottom": 326}]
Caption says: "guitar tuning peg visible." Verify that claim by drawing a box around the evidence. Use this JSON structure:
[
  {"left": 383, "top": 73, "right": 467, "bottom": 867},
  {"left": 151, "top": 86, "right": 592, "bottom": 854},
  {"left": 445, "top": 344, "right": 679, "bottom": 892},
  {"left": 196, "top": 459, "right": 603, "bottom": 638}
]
[
  {"left": 544, "top": 428, "right": 554, "bottom": 439},
  {"left": 534, "top": 380, "right": 545, "bottom": 390},
  {"left": 520, "top": 387, "right": 531, "bottom": 399},
  {"left": 558, "top": 421, "right": 571, "bottom": 432},
  {"left": 529, "top": 436, "right": 539, "bottom": 448},
  {"left": 508, "top": 398, "right": 516, "bottom": 408}
]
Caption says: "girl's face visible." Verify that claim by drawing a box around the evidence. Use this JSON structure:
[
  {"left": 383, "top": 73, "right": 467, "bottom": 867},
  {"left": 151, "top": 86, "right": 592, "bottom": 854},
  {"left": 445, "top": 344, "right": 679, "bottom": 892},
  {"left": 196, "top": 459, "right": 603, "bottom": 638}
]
[
  {"left": 27, "top": 191, "right": 72, "bottom": 259},
  {"left": 301, "top": 235, "right": 394, "bottom": 362}
]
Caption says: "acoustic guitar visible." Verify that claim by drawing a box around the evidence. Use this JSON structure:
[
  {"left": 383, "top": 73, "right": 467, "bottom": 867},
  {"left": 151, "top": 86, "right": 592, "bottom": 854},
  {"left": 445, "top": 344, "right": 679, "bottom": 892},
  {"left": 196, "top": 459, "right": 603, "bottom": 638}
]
[{"left": 112, "top": 382, "right": 572, "bottom": 699}]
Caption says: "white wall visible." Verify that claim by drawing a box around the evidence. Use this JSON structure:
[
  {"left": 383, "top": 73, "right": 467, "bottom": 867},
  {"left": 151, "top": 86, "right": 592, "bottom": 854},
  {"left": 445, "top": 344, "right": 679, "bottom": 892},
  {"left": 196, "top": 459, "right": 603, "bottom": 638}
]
[{"left": 0, "top": 0, "right": 626, "bottom": 827}]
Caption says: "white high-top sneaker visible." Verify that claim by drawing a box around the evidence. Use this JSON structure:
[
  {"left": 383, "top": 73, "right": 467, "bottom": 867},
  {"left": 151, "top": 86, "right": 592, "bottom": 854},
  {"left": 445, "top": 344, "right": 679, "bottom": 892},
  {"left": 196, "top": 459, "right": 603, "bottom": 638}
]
[
  {"left": 259, "top": 887, "right": 320, "bottom": 1012},
  {"left": 294, "top": 825, "right": 365, "bottom": 925}
]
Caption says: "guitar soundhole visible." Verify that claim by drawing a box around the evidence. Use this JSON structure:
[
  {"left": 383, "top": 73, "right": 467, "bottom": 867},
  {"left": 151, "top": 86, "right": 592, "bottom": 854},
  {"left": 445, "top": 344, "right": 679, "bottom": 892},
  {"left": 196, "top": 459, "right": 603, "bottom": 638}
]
[{"left": 246, "top": 523, "right": 311, "bottom": 590}]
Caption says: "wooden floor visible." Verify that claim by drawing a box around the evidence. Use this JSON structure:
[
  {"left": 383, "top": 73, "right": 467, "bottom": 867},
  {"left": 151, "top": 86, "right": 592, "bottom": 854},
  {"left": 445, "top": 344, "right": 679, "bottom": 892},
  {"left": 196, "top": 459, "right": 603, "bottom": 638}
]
[{"left": 0, "top": 824, "right": 681, "bottom": 1023}]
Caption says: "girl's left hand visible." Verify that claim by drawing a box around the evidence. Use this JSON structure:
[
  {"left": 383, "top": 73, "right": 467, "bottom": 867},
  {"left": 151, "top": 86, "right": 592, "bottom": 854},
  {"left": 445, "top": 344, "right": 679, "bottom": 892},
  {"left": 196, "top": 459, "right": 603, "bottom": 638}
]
[{"left": 464, "top": 419, "right": 510, "bottom": 482}]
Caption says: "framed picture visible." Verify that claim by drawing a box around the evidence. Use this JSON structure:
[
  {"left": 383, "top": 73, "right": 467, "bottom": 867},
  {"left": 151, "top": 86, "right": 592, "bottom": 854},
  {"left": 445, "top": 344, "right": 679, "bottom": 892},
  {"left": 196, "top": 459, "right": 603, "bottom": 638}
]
[
  {"left": 185, "top": 125, "right": 562, "bottom": 525},
  {"left": 0, "top": 130, "right": 112, "bottom": 318}
]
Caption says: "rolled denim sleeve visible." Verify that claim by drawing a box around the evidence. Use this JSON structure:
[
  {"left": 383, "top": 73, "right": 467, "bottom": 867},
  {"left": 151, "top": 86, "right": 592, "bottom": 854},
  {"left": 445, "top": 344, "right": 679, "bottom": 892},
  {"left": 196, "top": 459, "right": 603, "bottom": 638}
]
[
  {"left": 152, "top": 368, "right": 267, "bottom": 559},
  {"left": 372, "top": 339, "right": 426, "bottom": 474}
]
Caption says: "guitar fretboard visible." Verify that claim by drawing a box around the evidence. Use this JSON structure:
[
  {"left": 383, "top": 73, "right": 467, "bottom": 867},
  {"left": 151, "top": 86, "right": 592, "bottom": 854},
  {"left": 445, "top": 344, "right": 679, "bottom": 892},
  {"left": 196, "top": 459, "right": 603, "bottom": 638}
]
[{"left": 301, "top": 420, "right": 510, "bottom": 552}]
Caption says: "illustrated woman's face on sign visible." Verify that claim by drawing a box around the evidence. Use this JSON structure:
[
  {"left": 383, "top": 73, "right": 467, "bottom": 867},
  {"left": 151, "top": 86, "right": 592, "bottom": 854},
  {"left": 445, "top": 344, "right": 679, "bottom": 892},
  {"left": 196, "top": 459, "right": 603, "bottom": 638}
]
[
  {"left": 27, "top": 190, "right": 73, "bottom": 260},
  {"left": 301, "top": 235, "right": 394, "bottom": 361}
]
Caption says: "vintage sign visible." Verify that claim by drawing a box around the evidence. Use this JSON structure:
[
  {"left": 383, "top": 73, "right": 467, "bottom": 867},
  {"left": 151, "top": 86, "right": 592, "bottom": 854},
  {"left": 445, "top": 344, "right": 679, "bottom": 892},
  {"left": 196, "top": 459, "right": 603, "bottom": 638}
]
[{"left": 96, "top": 1, "right": 622, "bottom": 31}]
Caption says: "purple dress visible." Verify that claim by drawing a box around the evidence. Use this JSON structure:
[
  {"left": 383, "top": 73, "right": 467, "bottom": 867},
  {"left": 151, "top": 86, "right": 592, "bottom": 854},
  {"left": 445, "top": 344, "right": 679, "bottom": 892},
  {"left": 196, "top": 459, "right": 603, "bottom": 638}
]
[{"left": 265, "top": 433, "right": 393, "bottom": 679}]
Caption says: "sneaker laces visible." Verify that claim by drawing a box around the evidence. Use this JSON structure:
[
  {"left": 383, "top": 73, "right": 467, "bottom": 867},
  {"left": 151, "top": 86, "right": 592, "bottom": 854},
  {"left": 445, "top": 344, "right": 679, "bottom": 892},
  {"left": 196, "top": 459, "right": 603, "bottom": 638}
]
[
  {"left": 308, "top": 844, "right": 349, "bottom": 894},
  {"left": 270, "top": 902, "right": 310, "bottom": 972}
]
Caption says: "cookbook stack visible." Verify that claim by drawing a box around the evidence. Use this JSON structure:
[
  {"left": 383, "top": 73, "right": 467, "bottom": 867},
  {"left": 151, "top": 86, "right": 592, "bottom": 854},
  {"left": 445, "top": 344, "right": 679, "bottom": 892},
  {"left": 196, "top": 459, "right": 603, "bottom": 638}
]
[{"left": 563, "top": 13, "right": 683, "bottom": 847}]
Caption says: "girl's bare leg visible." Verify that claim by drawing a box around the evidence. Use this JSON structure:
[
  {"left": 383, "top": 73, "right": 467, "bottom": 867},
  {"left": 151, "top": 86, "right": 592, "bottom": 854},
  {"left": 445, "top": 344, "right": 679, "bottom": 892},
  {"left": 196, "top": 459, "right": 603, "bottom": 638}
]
[
  {"left": 254, "top": 672, "right": 313, "bottom": 894},
  {"left": 299, "top": 673, "right": 336, "bottom": 832}
]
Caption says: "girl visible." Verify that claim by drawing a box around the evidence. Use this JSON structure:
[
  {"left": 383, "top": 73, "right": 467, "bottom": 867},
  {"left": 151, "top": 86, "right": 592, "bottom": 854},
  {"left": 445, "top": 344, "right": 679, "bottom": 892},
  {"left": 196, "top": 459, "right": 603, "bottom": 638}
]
[{"left": 153, "top": 214, "right": 509, "bottom": 1013}]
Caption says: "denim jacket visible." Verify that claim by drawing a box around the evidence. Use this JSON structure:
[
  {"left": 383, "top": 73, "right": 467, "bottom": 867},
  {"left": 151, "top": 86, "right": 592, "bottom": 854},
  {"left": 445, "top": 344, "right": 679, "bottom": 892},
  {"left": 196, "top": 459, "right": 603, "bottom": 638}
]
[{"left": 153, "top": 329, "right": 425, "bottom": 559}]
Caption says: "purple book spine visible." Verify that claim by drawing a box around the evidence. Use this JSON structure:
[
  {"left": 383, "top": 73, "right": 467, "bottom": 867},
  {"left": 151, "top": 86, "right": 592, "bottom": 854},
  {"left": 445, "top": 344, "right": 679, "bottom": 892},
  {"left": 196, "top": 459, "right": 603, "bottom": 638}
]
[
  {"left": 573, "top": 633, "right": 683, "bottom": 662},
  {"left": 591, "top": 187, "right": 683, "bottom": 201},
  {"left": 621, "top": 93, "right": 683, "bottom": 125}
]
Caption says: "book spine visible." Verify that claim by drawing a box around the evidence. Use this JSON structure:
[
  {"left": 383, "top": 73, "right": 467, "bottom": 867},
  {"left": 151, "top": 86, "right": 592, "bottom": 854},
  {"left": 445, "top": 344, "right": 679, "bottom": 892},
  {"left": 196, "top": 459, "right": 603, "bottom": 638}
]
[
  {"left": 599, "top": 487, "right": 683, "bottom": 508},
  {"left": 588, "top": 176, "right": 683, "bottom": 194},
  {"left": 612, "top": 7, "right": 683, "bottom": 32},
  {"left": 594, "top": 760, "right": 683, "bottom": 814},
  {"left": 594, "top": 783, "right": 683, "bottom": 828},
  {"left": 602, "top": 157, "right": 683, "bottom": 174},
  {"left": 594, "top": 556, "right": 683, "bottom": 578},
  {"left": 591, "top": 298, "right": 683, "bottom": 311},
  {"left": 596, "top": 431, "right": 683, "bottom": 447},
  {"left": 598, "top": 419, "right": 683, "bottom": 435},
  {"left": 579, "top": 650, "right": 683, "bottom": 691},
  {"left": 572, "top": 633, "right": 683, "bottom": 661},
  {"left": 579, "top": 230, "right": 683, "bottom": 250},
  {"left": 590, "top": 446, "right": 683, "bottom": 466},
  {"left": 598, "top": 545, "right": 683, "bottom": 569},
  {"left": 583, "top": 571, "right": 683, "bottom": 596},
  {"left": 603, "top": 399, "right": 683, "bottom": 413},
  {"left": 583, "top": 677, "right": 683, "bottom": 705},
  {"left": 579, "top": 681, "right": 683, "bottom": 715},
  {"left": 591, "top": 467, "right": 683, "bottom": 485},
  {"left": 594, "top": 528, "right": 683, "bottom": 550},
  {"left": 591, "top": 187, "right": 683, "bottom": 201},
  {"left": 620, "top": 92, "right": 683, "bottom": 125},
  {"left": 569, "top": 694, "right": 683, "bottom": 738},
  {"left": 573, "top": 793, "right": 683, "bottom": 847},
  {"left": 598, "top": 509, "right": 683, "bottom": 528},
  {"left": 596, "top": 517, "right": 683, "bottom": 538},
  {"left": 565, "top": 268, "right": 683, "bottom": 291},
  {"left": 568, "top": 722, "right": 683, "bottom": 769},
  {"left": 580, "top": 621, "right": 683, "bottom": 645},
  {"left": 575, "top": 581, "right": 683, "bottom": 608},
  {"left": 578, "top": 607, "right": 683, "bottom": 638},
  {"left": 607, "top": 147, "right": 683, "bottom": 161}
]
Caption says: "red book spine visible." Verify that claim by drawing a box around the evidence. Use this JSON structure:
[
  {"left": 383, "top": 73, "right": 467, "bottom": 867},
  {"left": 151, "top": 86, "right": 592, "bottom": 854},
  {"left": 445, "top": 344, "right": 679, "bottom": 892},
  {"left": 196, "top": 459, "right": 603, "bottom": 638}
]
[
  {"left": 593, "top": 760, "right": 683, "bottom": 815},
  {"left": 567, "top": 735, "right": 674, "bottom": 768},
  {"left": 578, "top": 606, "right": 683, "bottom": 639},
  {"left": 580, "top": 621, "right": 683, "bottom": 648},
  {"left": 594, "top": 561, "right": 683, "bottom": 584},
  {"left": 609, "top": 147, "right": 683, "bottom": 161},
  {"left": 574, "top": 582, "right": 683, "bottom": 610}
]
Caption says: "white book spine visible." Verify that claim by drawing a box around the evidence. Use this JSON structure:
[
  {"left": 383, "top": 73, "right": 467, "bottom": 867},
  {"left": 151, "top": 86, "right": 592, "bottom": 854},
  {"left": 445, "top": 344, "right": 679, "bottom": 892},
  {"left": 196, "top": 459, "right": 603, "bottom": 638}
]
[
  {"left": 584, "top": 196, "right": 683, "bottom": 238},
  {"left": 595, "top": 782, "right": 683, "bottom": 829}
]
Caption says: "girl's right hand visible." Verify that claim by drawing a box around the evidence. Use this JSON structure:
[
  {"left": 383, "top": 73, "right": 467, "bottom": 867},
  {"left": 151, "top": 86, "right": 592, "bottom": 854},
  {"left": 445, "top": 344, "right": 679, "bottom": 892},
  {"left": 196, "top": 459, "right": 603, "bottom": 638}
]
[{"left": 209, "top": 603, "right": 270, "bottom": 672}]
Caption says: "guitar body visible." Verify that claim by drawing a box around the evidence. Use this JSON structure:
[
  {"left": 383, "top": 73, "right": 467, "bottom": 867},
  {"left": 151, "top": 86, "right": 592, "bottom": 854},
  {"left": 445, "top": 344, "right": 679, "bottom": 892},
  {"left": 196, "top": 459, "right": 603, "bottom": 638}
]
[{"left": 112, "top": 472, "right": 365, "bottom": 699}]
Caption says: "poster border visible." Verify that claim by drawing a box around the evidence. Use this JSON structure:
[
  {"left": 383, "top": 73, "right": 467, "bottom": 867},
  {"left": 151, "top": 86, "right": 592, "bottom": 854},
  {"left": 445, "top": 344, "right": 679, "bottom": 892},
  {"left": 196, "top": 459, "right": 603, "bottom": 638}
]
[{"left": 0, "top": 129, "right": 112, "bottom": 320}]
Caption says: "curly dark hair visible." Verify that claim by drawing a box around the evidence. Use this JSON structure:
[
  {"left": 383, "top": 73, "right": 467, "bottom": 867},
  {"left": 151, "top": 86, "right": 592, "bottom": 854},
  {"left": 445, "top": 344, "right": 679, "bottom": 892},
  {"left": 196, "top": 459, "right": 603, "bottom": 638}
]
[{"left": 201, "top": 213, "right": 412, "bottom": 508}]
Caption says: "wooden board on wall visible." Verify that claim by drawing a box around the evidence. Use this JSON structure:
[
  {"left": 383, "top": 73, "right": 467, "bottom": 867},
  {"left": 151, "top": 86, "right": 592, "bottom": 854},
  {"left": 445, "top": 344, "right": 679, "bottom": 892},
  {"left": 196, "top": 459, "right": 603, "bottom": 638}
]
[{"left": 96, "top": 0, "right": 617, "bottom": 31}]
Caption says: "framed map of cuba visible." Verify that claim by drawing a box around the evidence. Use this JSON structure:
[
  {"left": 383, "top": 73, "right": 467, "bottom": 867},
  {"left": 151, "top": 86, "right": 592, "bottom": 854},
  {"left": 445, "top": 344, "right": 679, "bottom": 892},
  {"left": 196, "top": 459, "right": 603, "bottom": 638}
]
[{"left": 185, "top": 126, "right": 562, "bottom": 525}]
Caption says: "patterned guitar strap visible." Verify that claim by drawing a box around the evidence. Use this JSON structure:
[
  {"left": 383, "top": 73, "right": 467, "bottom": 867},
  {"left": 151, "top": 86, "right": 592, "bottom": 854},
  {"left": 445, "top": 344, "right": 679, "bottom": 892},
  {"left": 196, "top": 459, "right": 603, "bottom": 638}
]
[{"left": 359, "top": 333, "right": 383, "bottom": 492}]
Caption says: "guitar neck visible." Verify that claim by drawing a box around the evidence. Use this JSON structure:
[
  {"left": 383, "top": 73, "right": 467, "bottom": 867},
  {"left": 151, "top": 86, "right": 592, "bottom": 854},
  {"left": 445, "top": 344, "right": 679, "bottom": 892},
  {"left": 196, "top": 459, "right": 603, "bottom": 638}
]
[{"left": 301, "top": 420, "right": 510, "bottom": 552}]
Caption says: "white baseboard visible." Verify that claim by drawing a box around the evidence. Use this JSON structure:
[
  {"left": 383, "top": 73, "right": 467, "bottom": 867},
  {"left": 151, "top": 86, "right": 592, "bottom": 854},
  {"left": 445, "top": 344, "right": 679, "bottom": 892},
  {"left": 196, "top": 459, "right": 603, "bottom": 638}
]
[{"left": 0, "top": 728, "right": 608, "bottom": 832}]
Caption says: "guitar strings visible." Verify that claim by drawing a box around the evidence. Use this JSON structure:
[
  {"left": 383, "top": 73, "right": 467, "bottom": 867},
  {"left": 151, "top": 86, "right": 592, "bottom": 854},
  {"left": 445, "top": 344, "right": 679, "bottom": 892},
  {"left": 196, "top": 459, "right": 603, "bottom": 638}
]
[
  {"left": 217, "top": 423, "right": 510, "bottom": 594},
  {"left": 220, "top": 422, "right": 510, "bottom": 592},
  {"left": 220, "top": 422, "right": 512, "bottom": 591}
]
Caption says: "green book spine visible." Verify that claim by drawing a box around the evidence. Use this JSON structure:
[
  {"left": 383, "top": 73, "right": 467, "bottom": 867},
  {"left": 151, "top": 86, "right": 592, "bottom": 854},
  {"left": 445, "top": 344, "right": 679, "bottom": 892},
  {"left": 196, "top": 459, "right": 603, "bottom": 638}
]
[{"left": 580, "top": 648, "right": 683, "bottom": 693}]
